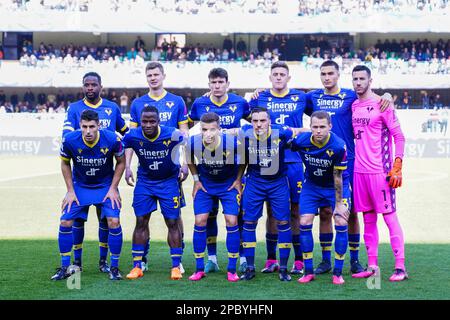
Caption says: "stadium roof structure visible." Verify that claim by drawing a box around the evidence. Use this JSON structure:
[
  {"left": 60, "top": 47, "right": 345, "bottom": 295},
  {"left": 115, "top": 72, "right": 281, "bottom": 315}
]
[{"left": 1, "top": 10, "right": 450, "bottom": 33}]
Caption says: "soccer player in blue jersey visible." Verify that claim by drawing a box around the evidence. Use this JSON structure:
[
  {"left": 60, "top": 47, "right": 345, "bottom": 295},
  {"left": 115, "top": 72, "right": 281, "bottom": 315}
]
[
  {"left": 186, "top": 112, "right": 246, "bottom": 282},
  {"left": 249, "top": 61, "right": 307, "bottom": 275},
  {"left": 126, "top": 62, "right": 189, "bottom": 273},
  {"left": 123, "top": 106, "right": 186, "bottom": 281},
  {"left": 232, "top": 107, "right": 306, "bottom": 282},
  {"left": 62, "top": 72, "right": 128, "bottom": 274},
  {"left": 188, "top": 67, "right": 250, "bottom": 273},
  {"left": 51, "top": 109, "right": 125, "bottom": 281},
  {"left": 305, "top": 60, "right": 392, "bottom": 275},
  {"left": 290, "top": 111, "right": 351, "bottom": 285}
]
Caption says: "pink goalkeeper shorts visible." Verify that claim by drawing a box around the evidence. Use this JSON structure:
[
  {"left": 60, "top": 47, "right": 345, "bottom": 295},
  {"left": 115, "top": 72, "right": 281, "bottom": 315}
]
[{"left": 353, "top": 172, "right": 396, "bottom": 214}]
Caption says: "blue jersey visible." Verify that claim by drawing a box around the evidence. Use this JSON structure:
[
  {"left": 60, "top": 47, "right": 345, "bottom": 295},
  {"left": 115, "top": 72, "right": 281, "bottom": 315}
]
[
  {"left": 60, "top": 130, "right": 124, "bottom": 189},
  {"left": 63, "top": 98, "right": 128, "bottom": 137},
  {"left": 240, "top": 124, "right": 293, "bottom": 180},
  {"left": 290, "top": 131, "right": 348, "bottom": 188},
  {"left": 188, "top": 133, "right": 240, "bottom": 183},
  {"left": 249, "top": 89, "right": 306, "bottom": 163},
  {"left": 123, "top": 126, "right": 184, "bottom": 181},
  {"left": 129, "top": 90, "right": 188, "bottom": 128},
  {"left": 189, "top": 93, "right": 250, "bottom": 129},
  {"left": 306, "top": 88, "right": 356, "bottom": 160}
]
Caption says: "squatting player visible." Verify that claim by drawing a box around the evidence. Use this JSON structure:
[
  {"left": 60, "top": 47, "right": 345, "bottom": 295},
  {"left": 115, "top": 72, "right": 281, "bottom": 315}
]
[
  {"left": 123, "top": 106, "right": 186, "bottom": 281},
  {"left": 188, "top": 67, "right": 250, "bottom": 273},
  {"left": 186, "top": 112, "right": 246, "bottom": 282},
  {"left": 229, "top": 107, "right": 306, "bottom": 282},
  {"left": 350, "top": 65, "right": 407, "bottom": 282},
  {"left": 290, "top": 111, "right": 351, "bottom": 285},
  {"left": 127, "top": 62, "right": 189, "bottom": 273},
  {"left": 62, "top": 72, "right": 128, "bottom": 274},
  {"left": 249, "top": 61, "right": 307, "bottom": 275},
  {"left": 305, "top": 60, "right": 392, "bottom": 275},
  {"left": 52, "top": 110, "right": 125, "bottom": 281}
]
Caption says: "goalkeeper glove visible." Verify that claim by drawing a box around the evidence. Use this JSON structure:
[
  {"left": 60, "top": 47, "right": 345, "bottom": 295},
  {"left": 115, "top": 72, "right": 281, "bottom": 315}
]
[{"left": 387, "top": 157, "right": 402, "bottom": 188}]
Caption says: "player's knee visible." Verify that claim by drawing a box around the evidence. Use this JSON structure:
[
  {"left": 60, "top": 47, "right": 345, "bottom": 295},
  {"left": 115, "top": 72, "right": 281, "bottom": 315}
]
[
  {"left": 300, "top": 215, "right": 313, "bottom": 226},
  {"left": 224, "top": 215, "right": 238, "bottom": 227},
  {"left": 135, "top": 216, "right": 149, "bottom": 231},
  {"left": 319, "top": 207, "right": 333, "bottom": 220},
  {"left": 166, "top": 218, "right": 179, "bottom": 230},
  {"left": 107, "top": 218, "right": 120, "bottom": 229},
  {"left": 60, "top": 220, "right": 73, "bottom": 228},
  {"left": 334, "top": 215, "right": 348, "bottom": 227},
  {"left": 195, "top": 214, "right": 208, "bottom": 227}
]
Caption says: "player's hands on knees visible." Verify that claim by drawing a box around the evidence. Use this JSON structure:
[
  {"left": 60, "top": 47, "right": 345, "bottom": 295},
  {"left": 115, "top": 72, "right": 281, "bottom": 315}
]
[
  {"left": 179, "top": 165, "right": 189, "bottom": 182},
  {"left": 251, "top": 88, "right": 265, "bottom": 100},
  {"left": 227, "top": 178, "right": 242, "bottom": 194},
  {"left": 192, "top": 181, "right": 207, "bottom": 199},
  {"left": 379, "top": 93, "right": 393, "bottom": 112},
  {"left": 125, "top": 166, "right": 135, "bottom": 186},
  {"left": 103, "top": 187, "right": 122, "bottom": 209},
  {"left": 387, "top": 157, "right": 403, "bottom": 188},
  {"left": 62, "top": 191, "right": 80, "bottom": 213},
  {"left": 333, "top": 202, "right": 350, "bottom": 221}
]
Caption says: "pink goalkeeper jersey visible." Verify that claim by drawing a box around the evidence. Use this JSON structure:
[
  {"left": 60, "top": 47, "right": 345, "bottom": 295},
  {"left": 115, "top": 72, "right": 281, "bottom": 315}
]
[{"left": 352, "top": 97, "right": 405, "bottom": 174}]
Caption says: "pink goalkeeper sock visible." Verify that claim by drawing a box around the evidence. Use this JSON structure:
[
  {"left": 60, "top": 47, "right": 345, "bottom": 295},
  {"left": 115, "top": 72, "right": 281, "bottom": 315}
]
[
  {"left": 383, "top": 211, "right": 405, "bottom": 270},
  {"left": 363, "top": 212, "right": 379, "bottom": 267}
]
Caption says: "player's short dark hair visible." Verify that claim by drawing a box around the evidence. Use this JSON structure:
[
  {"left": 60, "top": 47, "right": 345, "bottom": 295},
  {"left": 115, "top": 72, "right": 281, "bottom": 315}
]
[
  {"left": 270, "top": 61, "right": 289, "bottom": 72},
  {"left": 251, "top": 107, "right": 270, "bottom": 118},
  {"left": 82, "top": 72, "right": 101, "bottom": 84},
  {"left": 352, "top": 65, "right": 371, "bottom": 78},
  {"left": 320, "top": 60, "right": 340, "bottom": 71},
  {"left": 141, "top": 105, "right": 159, "bottom": 117},
  {"left": 80, "top": 109, "right": 99, "bottom": 122},
  {"left": 145, "top": 61, "right": 164, "bottom": 74},
  {"left": 208, "top": 68, "right": 228, "bottom": 82},
  {"left": 311, "top": 111, "right": 331, "bottom": 124},
  {"left": 200, "top": 112, "right": 220, "bottom": 125}
]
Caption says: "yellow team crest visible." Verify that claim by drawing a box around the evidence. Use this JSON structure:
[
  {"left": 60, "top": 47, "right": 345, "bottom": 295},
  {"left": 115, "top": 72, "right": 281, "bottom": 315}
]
[
  {"left": 100, "top": 148, "right": 109, "bottom": 155},
  {"left": 338, "top": 93, "right": 346, "bottom": 99},
  {"left": 326, "top": 149, "right": 334, "bottom": 157},
  {"left": 163, "top": 139, "right": 172, "bottom": 147},
  {"left": 166, "top": 101, "right": 174, "bottom": 108},
  {"left": 273, "top": 138, "right": 281, "bottom": 145},
  {"left": 205, "top": 106, "right": 210, "bottom": 112},
  {"left": 139, "top": 141, "right": 144, "bottom": 147},
  {"left": 268, "top": 97, "right": 272, "bottom": 102},
  {"left": 305, "top": 147, "right": 309, "bottom": 152},
  {"left": 291, "top": 96, "right": 299, "bottom": 102},
  {"left": 104, "top": 108, "right": 112, "bottom": 116},
  {"left": 223, "top": 151, "right": 231, "bottom": 157},
  {"left": 77, "top": 148, "right": 83, "bottom": 154},
  {"left": 229, "top": 105, "right": 237, "bottom": 113}
]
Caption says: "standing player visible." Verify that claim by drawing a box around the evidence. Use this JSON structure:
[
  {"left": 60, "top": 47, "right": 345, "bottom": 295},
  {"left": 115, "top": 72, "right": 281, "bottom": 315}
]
[
  {"left": 186, "top": 112, "right": 246, "bottom": 282},
  {"left": 51, "top": 110, "right": 125, "bottom": 281},
  {"left": 233, "top": 107, "right": 302, "bottom": 282},
  {"left": 290, "top": 111, "right": 351, "bottom": 285},
  {"left": 62, "top": 72, "right": 128, "bottom": 274},
  {"left": 305, "top": 60, "right": 392, "bottom": 275},
  {"left": 124, "top": 106, "right": 186, "bottom": 281},
  {"left": 188, "top": 67, "right": 250, "bottom": 273},
  {"left": 249, "top": 61, "right": 307, "bottom": 275},
  {"left": 127, "top": 62, "right": 189, "bottom": 272},
  {"left": 350, "top": 65, "right": 407, "bottom": 281}
]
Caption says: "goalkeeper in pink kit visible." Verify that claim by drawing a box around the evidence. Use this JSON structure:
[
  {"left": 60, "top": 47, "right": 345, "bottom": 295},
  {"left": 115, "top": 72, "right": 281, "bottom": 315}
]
[{"left": 350, "top": 65, "right": 408, "bottom": 282}]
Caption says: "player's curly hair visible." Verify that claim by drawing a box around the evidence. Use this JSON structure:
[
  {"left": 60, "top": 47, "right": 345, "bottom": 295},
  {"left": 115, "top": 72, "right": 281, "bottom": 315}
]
[
  {"left": 82, "top": 72, "right": 102, "bottom": 84},
  {"left": 141, "top": 105, "right": 159, "bottom": 117}
]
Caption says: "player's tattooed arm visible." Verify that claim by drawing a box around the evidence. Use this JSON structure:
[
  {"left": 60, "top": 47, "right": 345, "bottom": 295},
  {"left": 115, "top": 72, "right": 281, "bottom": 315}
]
[
  {"left": 103, "top": 154, "right": 126, "bottom": 209},
  {"left": 124, "top": 148, "right": 135, "bottom": 186},
  {"left": 61, "top": 159, "right": 79, "bottom": 212},
  {"left": 333, "top": 169, "right": 349, "bottom": 221}
]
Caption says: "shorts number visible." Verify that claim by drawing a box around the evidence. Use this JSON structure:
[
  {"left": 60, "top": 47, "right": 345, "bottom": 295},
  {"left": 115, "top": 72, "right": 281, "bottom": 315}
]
[
  {"left": 342, "top": 198, "right": 349, "bottom": 209},
  {"left": 236, "top": 194, "right": 241, "bottom": 206},
  {"left": 382, "top": 190, "right": 387, "bottom": 202},
  {"left": 173, "top": 196, "right": 180, "bottom": 209},
  {"left": 297, "top": 181, "right": 303, "bottom": 193}
]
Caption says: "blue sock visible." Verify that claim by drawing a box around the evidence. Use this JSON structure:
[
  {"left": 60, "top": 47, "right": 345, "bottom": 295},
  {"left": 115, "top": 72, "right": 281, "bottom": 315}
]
[
  {"left": 334, "top": 225, "right": 348, "bottom": 276},
  {"left": 206, "top": 211, "right": 218, "bottom": 257},
  {"left": 292, "top": 233, "right": 302, "bottom": 261},
  {"left": 58, "top": 226, "right": 73, "bottom": 267},
  {"left": 72, "top": 220, "right": 84, "bottom": 263},
  {"left": 193, "top": 225, "right": 207, "bottom": 271},
  {"left": 300, "top": 224, "right": 314, "bottom": 274},
  {"left": 170, "top": 247, "right": 183, "bottom": 268},
  {"left": 132, "top": 243, "right": 145, "bottom": 268},
  {"left": 319, "top": 232, "right": 333, "bottom": 263},
  {"left": 265, "top": 233, "right": 278, "bottom": 260},
  {"left": 226, "top": 225, "right": 240, "bottom": 273},
  {"left": 348, "top": 233, "right": 360, "bottom": 263},
  {"left": 277, "top": 224, "right": 292, "bottom": 269},
  {"left": 98, "top": 221, "right": 109, "bottom": 260},
  {"left": 242, "top": 222, "right": 257, "bottom": 268},
  {"left": 108, "top": 226, "right": 123, "bottom": 268},
  {"left": 142, "top": 238, "right": 150, "bottom": 263}
]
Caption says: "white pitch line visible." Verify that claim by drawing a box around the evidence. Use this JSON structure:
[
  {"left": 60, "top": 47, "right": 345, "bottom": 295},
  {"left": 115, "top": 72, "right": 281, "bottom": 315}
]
[{"left": 0, "top": 171, "right": 60, "bottom": 183}]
